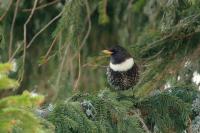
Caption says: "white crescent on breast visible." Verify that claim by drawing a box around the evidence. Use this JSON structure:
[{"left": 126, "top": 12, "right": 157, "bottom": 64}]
[{"left": 110, "top": 58, "right": 134, "bottom": 72}]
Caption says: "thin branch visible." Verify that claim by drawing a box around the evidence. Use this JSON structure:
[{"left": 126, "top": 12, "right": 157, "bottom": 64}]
[
  {"left": 41, "top": 52, "right": 57, "bottom": 65},
  {"left": 26, "top": 10, "right": 63, "bottom": 48},
  {"left": 145, "top": 47, "right": 165, "bottom": 61},
  {"left": 142, "top": 33, "right": 172, "bottom": 53},
  {"left": 82, "top": 64, "right": 107, "bottom": 68},
  {"left": 82, "top": 55, "right": 108, "bottom": 68},
  {"left": 9, "top": 43, "right": 22, "bottom": 61},
  {"left": 73, "top": 53, "right": 81, "bottom": 91},
  {"left": 0, "top": 0, "right": 13, "bottom": 22},
  {"left": 71, "top": 0, "right": 91, "bottom": 60},
  {"left": 20, "top": 0, "right": 38, "bottom": 82},
  {"left": 44, "top": 32, "right": 60, "bottom": 60},
  {"left": 38, "top": 33, "right": 60, "bottom": 66},
  {"left": 8, "top": 0, "right": 20, "bottom": 59},
  {"left": 39, "top": 43, "right": 66, "bottom": 66},
  {"left": 22, "top": 0, "right": 59, "bottom": 12},
  {"left": 53, "top": 42, "right": 71, "bottom": 101},
  {"left": 187, "top": 118, "right": 192, "bottom": 133},
  {"left": 127, "top": 0, "right": 134, "bottom": 10},
  {"left": 0, "top": 0, "right": 13, "bottom": 21},
  {"left": 132, "top": 109, "right": 151, "bottom": 133},
  {"left": 70, "top": 0, "right": 91, "bottom": 91}
]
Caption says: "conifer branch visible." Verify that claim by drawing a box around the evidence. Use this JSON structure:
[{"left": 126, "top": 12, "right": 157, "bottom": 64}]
[{"left": 72, "top": 0, "right": 91, "bottom": 60}]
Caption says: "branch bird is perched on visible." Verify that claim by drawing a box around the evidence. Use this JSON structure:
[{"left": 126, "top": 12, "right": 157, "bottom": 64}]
[{"left": 102, "top": 45, "right": 139, "bottom": 91}]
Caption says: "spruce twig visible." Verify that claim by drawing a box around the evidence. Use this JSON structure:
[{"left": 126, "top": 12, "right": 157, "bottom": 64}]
[
  {"left": 132, "top": 109, "right": 151, "bottom": 133},
  {"left": 71, "top": 0, "right": 92, "bottom": 60}
]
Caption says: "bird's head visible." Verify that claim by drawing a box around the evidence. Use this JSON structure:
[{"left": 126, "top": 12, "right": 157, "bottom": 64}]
[
  {"left": 102, "top": 45, "right": 131, "bottom": 64},
  {"left": 102, "top": 45, "right": 134, "bottom": 71}
]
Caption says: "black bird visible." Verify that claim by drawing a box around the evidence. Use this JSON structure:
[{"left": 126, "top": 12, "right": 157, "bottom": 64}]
[{"left": 102, "top": 45, "right": 139, "bottom": 91}]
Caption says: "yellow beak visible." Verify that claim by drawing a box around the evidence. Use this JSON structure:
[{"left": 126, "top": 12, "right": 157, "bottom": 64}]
[{"left": 102, "top": 50, "right": 113, "bottom": 55}]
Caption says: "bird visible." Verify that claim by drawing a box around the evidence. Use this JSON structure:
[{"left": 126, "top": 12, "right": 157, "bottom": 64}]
[{"left": 102, "top": 45, "right": 139, "bottom": 91}]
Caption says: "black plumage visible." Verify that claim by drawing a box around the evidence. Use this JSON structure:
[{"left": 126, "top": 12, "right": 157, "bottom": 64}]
[
  {"left": 103, "top": 45, "right": 139, "bottom": 91},
  {"left": 107, "top": 63, "right": 139, "bottom": 90}
]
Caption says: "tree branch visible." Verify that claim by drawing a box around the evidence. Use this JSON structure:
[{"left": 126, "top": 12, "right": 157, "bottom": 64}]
[
  {"left": 26, "top": 10, "right": 63, "bottom": 48},
  {"left": 22, "top": 0, "right": 59, "bottom": 12},
  {"left": 19, "top": 0, "right": 38, "bottom": 82},
  {"left": 132, "top": 109, "right": 151, "bottom": 133},
  {"left": 8, "top": 0, "right": 20, "bottom": 59},
  {"left": 0, "top": 0, "right": 13, "bottom": 22},
  {"left": 73, "top": 53, "right": 81, "bottom": 91},
  {"left": 71, "top": 0, "right": 91, "bottom": 60}
]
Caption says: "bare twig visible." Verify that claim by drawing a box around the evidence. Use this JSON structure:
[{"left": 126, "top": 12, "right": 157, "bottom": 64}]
[
  {"left": 39, "top": 43, "right": 66, "bottom": 66},
  {"left": 70, "top": 0, "right": 91, "bottom": 91},
  {"left": 9, "top": 43, "right": 22, "bottom": 61},
  {"left": 0, "top": 0, "right": 13, "bottom": 22},
  {"left": 73, "top": 53, "right": 81, "bottom": 91},
  {"left": 142, "top": 33, "right": 172, "bottom": 53},
  {"left": 44, "top": 32, "right": 60, "bottom": 60},
  {"left": 145, "top": 47, "right": 165, "bottom": 61},
  {"left": 71, "top": 0, "right": 91, "bottom": 60},
  {"left": 38, "top": 32, "right": 60, "bottom": 66},
  {"left": 22, "top": 0, "right": 59, "bottom": 12},
  {"left": 127, "top": 0, "right": 134, "bottom": 10},
  {"left": 19, "top": 0, "right": 38, "bottom": 82},
  {"left": 26, "top": 10, "right": 63, "bottom": 48},
  {"left": 82, "top": 64, "right": 107, "bottom": 68},
  {"left": 187, "top": 118, "right": 192, "bottom": 133},
  {"left": 8, "top": 0, "right": 20, "bottom": 59},
  {"left": 53, "top": 42, "right": 71, "bottom": 101},
  {"left": 41, "top": 52, "right": 57, "bottom": 64},
  {"left": 132, "top": 109, "right": 151, "bottom": 133},
  {"left": 82, "top": 55, "right": 108, "bottom": 68}
]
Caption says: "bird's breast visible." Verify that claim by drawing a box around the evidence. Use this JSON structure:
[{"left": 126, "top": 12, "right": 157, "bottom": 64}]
[
  {"left": 106, "top": 64, "right": 139, "bottom": 90},
  {"left": 109, "top": 58, "right": 134, "bottom": 72}
]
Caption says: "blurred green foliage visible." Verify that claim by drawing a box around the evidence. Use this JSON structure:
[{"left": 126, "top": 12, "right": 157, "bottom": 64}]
[
  {"left": 1, "top": 0, "right": 200, "bottom": 132},
  {"left": 0, "top": 62, "right": 54, "bottom": 132}
]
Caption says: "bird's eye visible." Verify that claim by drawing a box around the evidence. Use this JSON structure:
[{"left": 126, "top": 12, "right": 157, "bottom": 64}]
[{"left": 110, "top": 48, "right": 118, "bottom": 54}]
